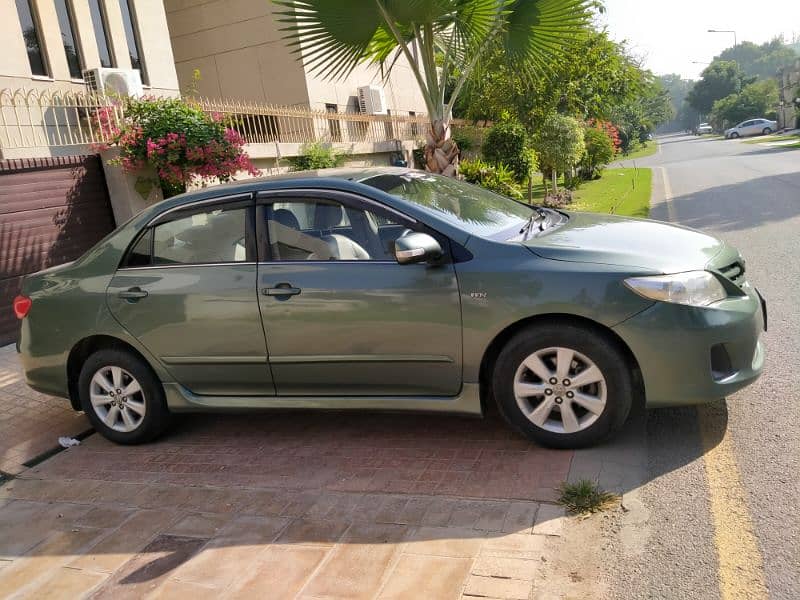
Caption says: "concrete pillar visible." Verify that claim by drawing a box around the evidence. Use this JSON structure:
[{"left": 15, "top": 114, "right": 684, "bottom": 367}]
[{"left": 100, "top": 147, "right": 162, "bottom": 226}]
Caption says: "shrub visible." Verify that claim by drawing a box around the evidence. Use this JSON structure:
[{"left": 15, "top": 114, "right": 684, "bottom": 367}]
[
  {"left": 580, "top": 126, "right": 616, "bottom": 180},
  {"left": 533, "top": 114, "right": 585, "bottom": 192},
  {"left": 96, "top": 96, "right": 260, "bottom": 198},
  {"left": 460, "top": 158, "right": 524, "bottom": 200},
  {"left": 482, "top": 117, "right": 536, "bottom": 183},
  {"left": 289, "top": 142, "right": 344, "bottom": 171}
]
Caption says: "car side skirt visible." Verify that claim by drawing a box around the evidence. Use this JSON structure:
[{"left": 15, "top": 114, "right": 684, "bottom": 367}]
[{"left": 163, "top": 382, "right": 483, "bottom": 415}]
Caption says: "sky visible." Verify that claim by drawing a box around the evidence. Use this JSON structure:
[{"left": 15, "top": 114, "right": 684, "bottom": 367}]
[{"left": 599, "top": 0, "right": 800, "bottom": 80}]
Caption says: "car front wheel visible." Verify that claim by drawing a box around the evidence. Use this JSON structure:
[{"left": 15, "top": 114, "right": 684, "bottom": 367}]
[
  {"left": 78, "top": 349, "right": 170, "bottom": 444},
  {"left": 493, "top": 324, "right": 633, "bottom": 448}
]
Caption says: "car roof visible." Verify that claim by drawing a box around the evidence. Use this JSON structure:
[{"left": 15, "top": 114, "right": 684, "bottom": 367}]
[{"left": 153, "top": 167, "right": 414, "bottom": 211}]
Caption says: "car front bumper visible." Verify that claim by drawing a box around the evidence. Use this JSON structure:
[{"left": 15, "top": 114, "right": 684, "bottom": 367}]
[{"left": 613, "top": 282, "right": 765, "bottom": 408}]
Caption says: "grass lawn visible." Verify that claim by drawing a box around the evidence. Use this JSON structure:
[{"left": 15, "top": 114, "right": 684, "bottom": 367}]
[
  {"left": 570, "top": 167, "right": 652, "bottom": 218},
  {"left": 741, "top": 133, "right": 800, "bottom": 145},
  {"left": 616, "top": 141, "right": 658, "bottom": 161}
]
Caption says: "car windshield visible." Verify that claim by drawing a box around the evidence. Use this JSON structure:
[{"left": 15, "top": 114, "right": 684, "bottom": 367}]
[{"left": 362, "top": 172, "right": 535, "bottom": 239}]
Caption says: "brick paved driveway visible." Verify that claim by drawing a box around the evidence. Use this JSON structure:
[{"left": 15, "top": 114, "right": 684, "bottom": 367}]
[
  {"left": 0, "top": 345, "right": 89, "bottom": 475},
  {"left": 0, "top": 347, "right": 576, "bottom": 599}
]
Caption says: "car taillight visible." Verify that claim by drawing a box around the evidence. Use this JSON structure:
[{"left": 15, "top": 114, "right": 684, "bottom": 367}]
[{"left": 13, "top": 295, "right": 32, "bottom": 319}]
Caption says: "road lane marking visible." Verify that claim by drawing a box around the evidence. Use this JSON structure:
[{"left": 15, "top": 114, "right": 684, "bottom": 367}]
[
  {"left": 698, "top": 405, "right": 768, "bottom": 600},
  {"left": 659, "top": 166, "right": 677, "bottom": 223}
]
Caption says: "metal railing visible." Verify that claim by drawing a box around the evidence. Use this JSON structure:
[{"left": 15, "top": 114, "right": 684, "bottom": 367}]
[
  {"left": 191, "top": 97, "right": 434, "bottom": 145},
  {"left": 0, "top": 88, "right": 122, "bottom": 150},
  {"left": 0, "top": 87, "right": 482, "bottom": 152}
]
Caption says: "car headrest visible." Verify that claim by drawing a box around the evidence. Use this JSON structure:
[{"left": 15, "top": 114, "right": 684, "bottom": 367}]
[
  {"left": 314, "top": 203, "right": 343, "bottom": 230},
  {"left": 273, "top": 208, "right": 300, "bottom": 231}
]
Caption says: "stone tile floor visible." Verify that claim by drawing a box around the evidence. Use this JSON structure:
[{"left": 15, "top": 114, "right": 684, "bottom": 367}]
[{"left": 0, "top": 344, "right": 576, "bottom": 599}]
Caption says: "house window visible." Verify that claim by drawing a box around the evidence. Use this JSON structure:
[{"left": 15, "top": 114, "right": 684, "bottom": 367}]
[
  {"left": 88, "top": 0, "right": 115, "bottom": 68},
  {"left": 325, "top": 103, "right": 341, "bottom": 142},
  {"left": 118, "top": 0, "right": 147, "bottom": 84},
  {"left": 54, "top": 0, "right": 83, "bottom": 79},
  {"left": 15, "top": 0, "right": 48, "bottom": 77}
]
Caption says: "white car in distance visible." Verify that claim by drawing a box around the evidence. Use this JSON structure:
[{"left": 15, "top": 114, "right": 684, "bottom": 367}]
[{"left": 725, "top": 118, "right": 778, "bottom": 139}]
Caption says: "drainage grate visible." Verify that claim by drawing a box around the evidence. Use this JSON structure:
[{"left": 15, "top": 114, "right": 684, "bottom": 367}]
[{"left": 21, "top": 429, "right": 95, "bottom": 469}]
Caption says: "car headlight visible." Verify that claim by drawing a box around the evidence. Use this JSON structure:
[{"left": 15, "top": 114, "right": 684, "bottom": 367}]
[{"left": 624, "top": 271, "right": 727, "bottom": 307}]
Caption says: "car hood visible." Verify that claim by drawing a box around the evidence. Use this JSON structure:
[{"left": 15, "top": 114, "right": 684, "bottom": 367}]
[{"left": 523, "top": 212, "right": 729, "bottom": 273}]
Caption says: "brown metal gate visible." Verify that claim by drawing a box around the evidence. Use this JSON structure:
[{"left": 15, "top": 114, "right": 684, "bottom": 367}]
[{"left": 0, "top": 155, "right": 115, "bottom": 346}]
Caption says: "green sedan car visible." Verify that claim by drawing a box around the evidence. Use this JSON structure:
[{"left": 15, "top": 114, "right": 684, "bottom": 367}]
[{"left": 14, "top": 168, "right": 766, "bottom": 448}]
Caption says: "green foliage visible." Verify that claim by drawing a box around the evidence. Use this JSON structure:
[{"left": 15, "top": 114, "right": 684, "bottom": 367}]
[
  {"left": 101, "top": 96, "right": 258, "bottom": 198},
  {"left": 687, "top": 61, "right": 754, "bottom": 114},
  {"left": 558, "top": 480, "right": 618, "bottom": 514},
  {"left": 658, "top": 73, "right": 702, "bottom": 132},
  {"left": 716, "top": 38, "right": 799, "bottom": 80},
  {"left": 580, "top": 126, "right": 615, "bottom": 179},
  {"left": 482, "top": 117, "right": 537, "bottom": 183},
  {"left": 460, "top": 158, "right": 525, "bottom": 200},
  {"left": 288, "top": 142, "right": 344, "bottom": 171},
  {"left": 451, "top": 128, "right": 475, "bottom": 155},
  {"left": 457, "top": 30, "right": 646, "bottom": 130},
  {"left": 533, "top": 114, "right": 585, "bottom": 178},
  {"left": 709, "top": 80, "right": 780, "bottom": 129}
]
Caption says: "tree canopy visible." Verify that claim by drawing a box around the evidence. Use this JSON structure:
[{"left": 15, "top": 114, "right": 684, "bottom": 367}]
[{"left": 687, "top": 61, "right": 754, "bottom": 114}]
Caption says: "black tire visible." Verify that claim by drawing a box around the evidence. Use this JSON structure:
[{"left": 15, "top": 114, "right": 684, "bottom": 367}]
[
  {"left": 762, "top": 127, "right": 772, "bottom": 135},
  {"left": 78, "top": 348, "right": 170, "bottom": 444},
  {"left": 730, "top": 132, "right": 740, "bottom": 139},
  {"left": 492, "top": 323, "right": 633, "bottom": 449}
]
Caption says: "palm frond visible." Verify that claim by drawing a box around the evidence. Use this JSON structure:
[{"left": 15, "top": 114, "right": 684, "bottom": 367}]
[
  {"left": 273, "top": 0, "right": 386, "bottom": 79},
  {"left": 503, "top": 0, "right": 592, "bottom": 80}
]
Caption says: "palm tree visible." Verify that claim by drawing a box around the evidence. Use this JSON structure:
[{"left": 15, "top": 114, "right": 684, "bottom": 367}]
[{"left": 273, "top": 0, "right": 592, "bottom": 177}]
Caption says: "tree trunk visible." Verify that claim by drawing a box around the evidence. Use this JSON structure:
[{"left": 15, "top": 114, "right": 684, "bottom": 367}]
[
  {"left": 551, "top": 169, "right": 558, "bottom": 193},
  {"left": 424, "top": 118, "right": 459, "bottom": 178}
]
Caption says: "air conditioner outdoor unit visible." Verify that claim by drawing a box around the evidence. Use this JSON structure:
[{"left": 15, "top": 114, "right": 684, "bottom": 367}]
[
  {"left": 83, "top": 68, "right": 143, "bottom": 98},
  {"left": 358, "top": 85, "right": 387, "bottom": 115}
]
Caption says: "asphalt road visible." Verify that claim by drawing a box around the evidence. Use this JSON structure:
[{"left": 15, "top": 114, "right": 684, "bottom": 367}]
[{"left": 604, "top": 134, "right": 800, "bottom": 599}]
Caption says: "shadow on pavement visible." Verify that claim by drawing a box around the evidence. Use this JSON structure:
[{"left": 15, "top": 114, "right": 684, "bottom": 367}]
[{"left": 669, "top": 172, "right": 800, "bottom": 232}]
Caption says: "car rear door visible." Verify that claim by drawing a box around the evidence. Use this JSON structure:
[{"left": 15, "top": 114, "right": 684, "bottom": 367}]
[
  {"left": 255, "top": 189, "right": 463, "bottom": 397},
  {"left": 107, "top": 195, "right": 275, "bottom": 396}
]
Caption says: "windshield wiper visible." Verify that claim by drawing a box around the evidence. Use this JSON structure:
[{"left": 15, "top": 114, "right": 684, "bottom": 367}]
[{"left": 520, "top": 207, "right": 549, "bottom": 238}]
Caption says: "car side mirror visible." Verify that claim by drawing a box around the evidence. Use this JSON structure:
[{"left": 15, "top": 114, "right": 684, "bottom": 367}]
[{"left": 394, "top": 232, "right": 443, "bottom": 265}]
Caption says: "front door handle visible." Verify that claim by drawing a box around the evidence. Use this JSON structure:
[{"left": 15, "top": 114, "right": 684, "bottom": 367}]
[
  {"left": 262, "top": 284, "right": 301, "bottom": 297},
  {"left": 118, "top": 287, "right": 149, "bottom": 301}
]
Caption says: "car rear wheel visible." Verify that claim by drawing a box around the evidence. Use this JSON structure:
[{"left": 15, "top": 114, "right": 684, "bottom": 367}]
[
  {"left": 492, "top": 324, "right": 632, "bottom": 448},
  {"left": 762, "top": 127, "right": 772, "bottom": 135},
  {"left": 79, "top": 349, "right": 170, "bottom": 444}
]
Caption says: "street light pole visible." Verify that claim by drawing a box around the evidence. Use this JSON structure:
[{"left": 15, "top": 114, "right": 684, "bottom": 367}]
[{"left": 707, "top": 29, "right": 737, "bottom": 48}]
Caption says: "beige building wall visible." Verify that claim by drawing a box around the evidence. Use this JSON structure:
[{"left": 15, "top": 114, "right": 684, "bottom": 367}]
[
  {"left": 164, "top": 0, "right": 427, "bottom": 115},
  {"left": 0, "top": 0, "right": 179, "bottom": 94}
]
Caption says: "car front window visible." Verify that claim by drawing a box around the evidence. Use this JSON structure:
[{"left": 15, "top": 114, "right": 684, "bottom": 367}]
[{"left": 362, "top": 172, "right": 535, "bottom": 239}]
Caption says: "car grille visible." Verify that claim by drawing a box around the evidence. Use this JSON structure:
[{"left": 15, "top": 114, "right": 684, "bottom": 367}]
[{"left": 719, "top": 260, "right": 746, "bottom": 286}]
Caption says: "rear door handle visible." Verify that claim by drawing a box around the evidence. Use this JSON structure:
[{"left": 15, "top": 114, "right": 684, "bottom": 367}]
[
  {"left": 118, "top": 287, "right": 149, "bottom": 301},
  {"left": 262, "top": 284, "right": 301, "bottom": 297}
]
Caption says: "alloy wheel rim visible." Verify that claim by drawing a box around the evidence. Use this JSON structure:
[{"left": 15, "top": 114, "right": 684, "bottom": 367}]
[
  {"left": 513, "top": 346, "right": 607, "bottom": 434},
  {"left": 89, "top": 366, "right": 146, "bottom": 433}
]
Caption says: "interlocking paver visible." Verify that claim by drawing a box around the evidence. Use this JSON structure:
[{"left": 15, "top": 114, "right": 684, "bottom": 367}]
[{"left": 0, "top": 345, "right": 579, "bottom": 599}]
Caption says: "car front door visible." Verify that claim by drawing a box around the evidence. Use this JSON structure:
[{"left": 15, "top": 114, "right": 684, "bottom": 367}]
[
  {"left": 742, "top": 120, "right": 758, "bottom": 136},
  {"left": 107, "top": 195, "right": 275, "bottom": 396},
  {"left": 256, "top": 190, "right": 462, "bottom": 397}
]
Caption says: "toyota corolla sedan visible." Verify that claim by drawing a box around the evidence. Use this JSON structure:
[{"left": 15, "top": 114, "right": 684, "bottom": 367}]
[
  {"left": 725, "top": 118, "right": 778, "bottom": 138},
  {"left": 14, "top": 168, "right": 766, "bottom": 448}
]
